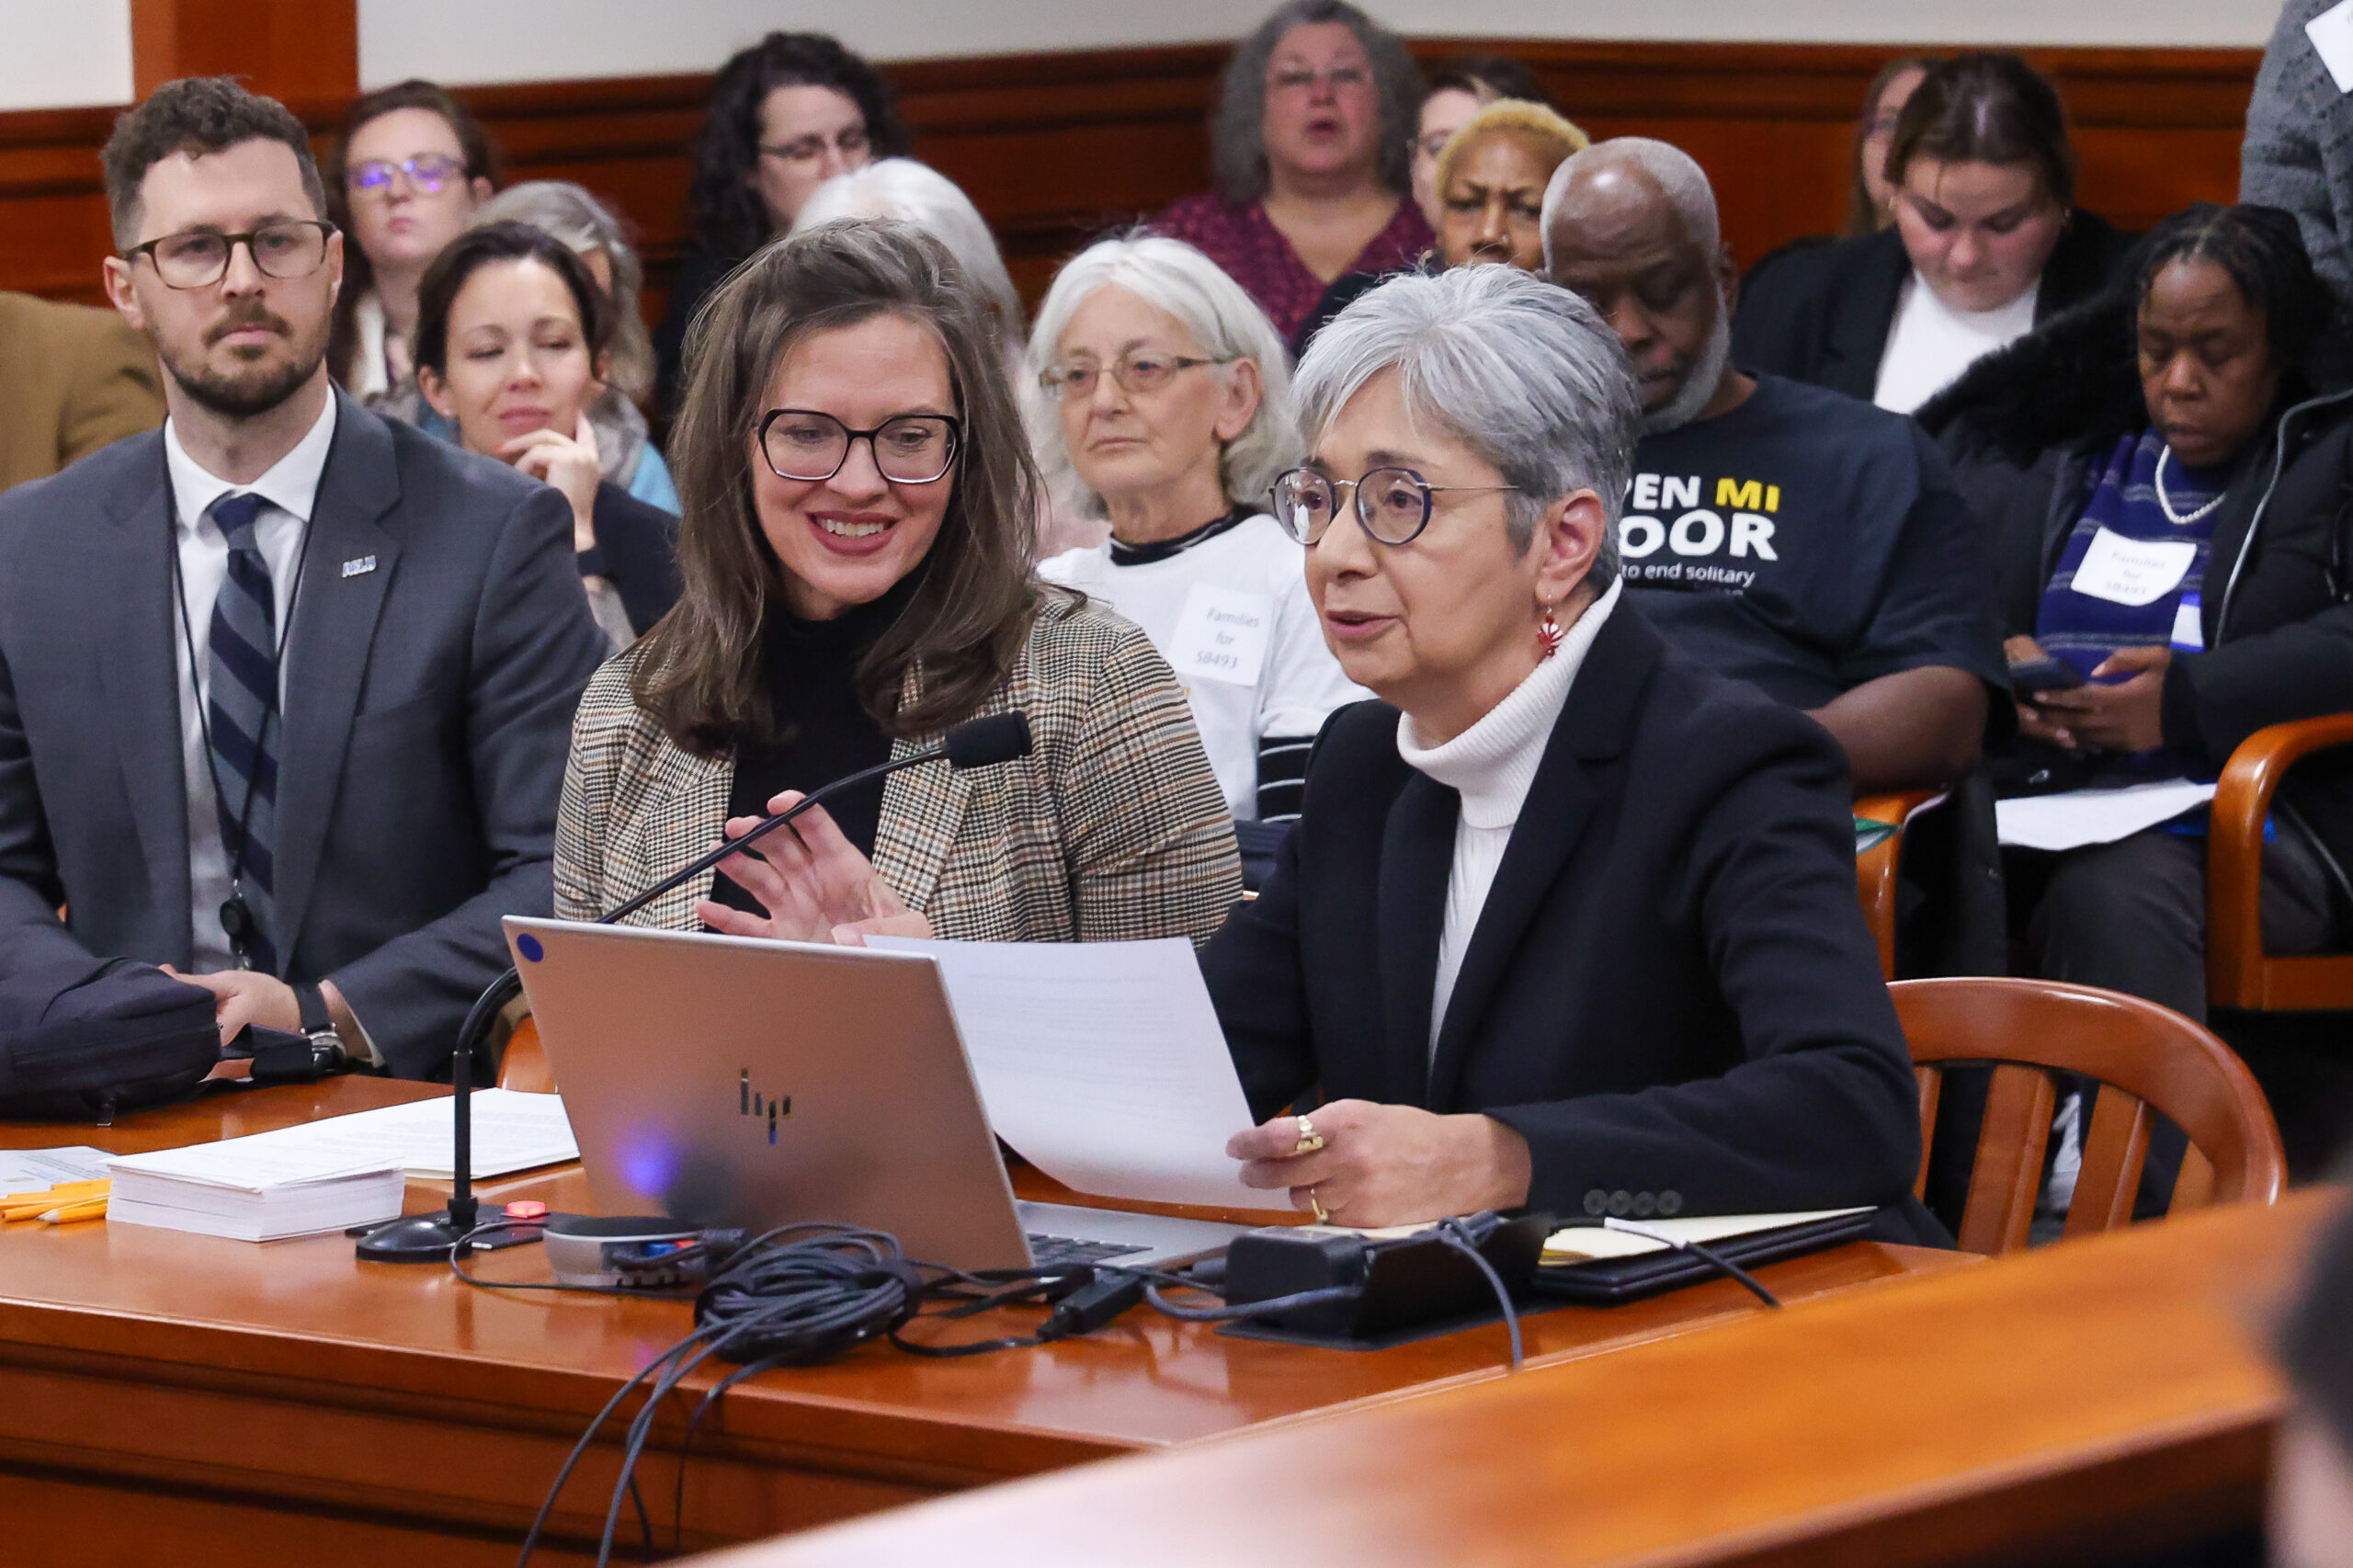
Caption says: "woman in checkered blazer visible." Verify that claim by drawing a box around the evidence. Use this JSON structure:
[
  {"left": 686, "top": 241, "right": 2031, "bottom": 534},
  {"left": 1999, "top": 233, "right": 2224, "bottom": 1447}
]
[{"left": 555, "top": 220, "right": 1241, "bottom": 943}]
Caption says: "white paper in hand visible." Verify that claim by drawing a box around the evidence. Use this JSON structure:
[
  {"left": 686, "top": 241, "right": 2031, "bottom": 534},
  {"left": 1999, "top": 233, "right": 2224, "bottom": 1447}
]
[{"left": 869, "top": 936, "right": 1258, "bottom": 1206}]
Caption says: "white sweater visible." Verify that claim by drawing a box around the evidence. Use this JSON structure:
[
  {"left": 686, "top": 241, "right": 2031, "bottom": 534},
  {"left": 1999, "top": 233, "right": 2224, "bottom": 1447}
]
[{"left": 1396, "top": 578, "right": 1620, "bottom": 1059}]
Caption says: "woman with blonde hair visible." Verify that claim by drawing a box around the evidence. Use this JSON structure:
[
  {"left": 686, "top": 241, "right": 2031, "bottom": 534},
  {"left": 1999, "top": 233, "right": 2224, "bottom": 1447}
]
[
  {"left": 556, "top": 220, "right": 1239, "bottom": 948},
  {"left": 1431, "top": 99, "right": 1589, "bottom": 272}
]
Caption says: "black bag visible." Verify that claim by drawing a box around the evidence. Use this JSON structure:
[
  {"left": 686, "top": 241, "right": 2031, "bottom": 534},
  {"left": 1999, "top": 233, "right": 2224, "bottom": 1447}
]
[{"left": 0, "top": 956, "right": 221, "bottom": 1121}]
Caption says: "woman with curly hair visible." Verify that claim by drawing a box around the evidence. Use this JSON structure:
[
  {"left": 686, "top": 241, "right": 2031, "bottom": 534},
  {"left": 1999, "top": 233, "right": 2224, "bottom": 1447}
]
[
  {"left": 1155, "top": 0, "right": 1429, "bottom": 342},
  {"left": 652, "top": 32, "right": 910, "bottom": 415}
]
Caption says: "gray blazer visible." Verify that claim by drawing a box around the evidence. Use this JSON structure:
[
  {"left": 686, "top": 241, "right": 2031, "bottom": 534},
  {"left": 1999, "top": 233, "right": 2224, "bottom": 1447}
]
[
  {"left": 2244, "top": 0, "right": 2353, "bottom": 312},
  {"left": 0, "top": 390, "right": 608, "bottom": 1077}
]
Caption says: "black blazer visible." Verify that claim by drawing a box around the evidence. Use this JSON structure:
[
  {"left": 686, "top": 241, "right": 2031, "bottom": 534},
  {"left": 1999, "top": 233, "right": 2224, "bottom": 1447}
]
[
  {"left": 0, "top": 392, "right": 610, "bottom": 1076},
  {"left": 582, "top": 481, "right": 681, "bottom": 635},
  {"left": 1732, "top": 212, "right": 2131, "bottom": 402},
  {"left": 1201, "top": 603, "right": 1937, "bottom": 1237}
]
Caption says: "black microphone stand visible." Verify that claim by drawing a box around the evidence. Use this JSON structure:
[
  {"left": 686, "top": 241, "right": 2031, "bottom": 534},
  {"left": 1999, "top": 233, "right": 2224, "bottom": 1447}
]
[{"left": 351, "top": 728, "right": 1011, "bottom": 1263}]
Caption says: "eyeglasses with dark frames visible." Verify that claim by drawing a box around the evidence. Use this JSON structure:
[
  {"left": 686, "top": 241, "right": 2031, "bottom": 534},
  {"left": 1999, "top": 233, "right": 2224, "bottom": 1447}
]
[
  {"left": 1268, "top": 466, "right": 1521, "bottom": 547},
  {"left": 121, "top": 220, "right": 337, "bottom": 291},
  {"left": 757, "top": 409, "right": 962, "bottom": 485},
  {"left": 347, "top": 153, "right": 470, "bottom": 195},
  {"left": 1037, "top": 352, "right": 1225, "bottom": 403}
]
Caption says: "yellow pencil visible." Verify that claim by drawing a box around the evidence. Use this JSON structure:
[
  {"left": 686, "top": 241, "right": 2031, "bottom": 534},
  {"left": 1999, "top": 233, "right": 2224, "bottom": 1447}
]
[{"left": 38, "top": 1198, "right": 107, "bottom": 1224}]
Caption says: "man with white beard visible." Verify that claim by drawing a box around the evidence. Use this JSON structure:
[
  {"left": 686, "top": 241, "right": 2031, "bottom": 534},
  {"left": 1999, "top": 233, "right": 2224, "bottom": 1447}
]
[{"left": 1543, "top": 138, "right": 2000, "bottom": 794}]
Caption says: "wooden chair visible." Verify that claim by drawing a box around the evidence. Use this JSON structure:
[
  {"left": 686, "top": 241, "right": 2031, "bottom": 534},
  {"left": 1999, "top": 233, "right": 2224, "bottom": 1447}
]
[
  {"left": 494, "top": 1015, "right": 555, "bottom": 1094},
  {"left": 1854, "top": 790, "right": 1945, "bottom": 980},
  {"left": 2207, "top": 713, "right": 2353, "bottom": 1011},
  {"left": 1893, "top": 977, "right": 2284, "bottom": 1256}
]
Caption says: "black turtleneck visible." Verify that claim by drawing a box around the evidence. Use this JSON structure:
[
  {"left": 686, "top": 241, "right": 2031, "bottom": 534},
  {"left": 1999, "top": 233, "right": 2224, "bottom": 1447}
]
[{"left": 707, "top": 576, "right": 915, "bottom": 917}]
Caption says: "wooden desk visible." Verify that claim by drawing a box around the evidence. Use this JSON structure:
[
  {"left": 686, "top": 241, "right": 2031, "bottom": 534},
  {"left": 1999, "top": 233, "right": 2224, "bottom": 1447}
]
[
  {"left": 0, "top": 1079, "right": 1962, "bottom": 1566},
  {"left": 688, "top": 1188, "right": 2329, "bottom": 1568}
]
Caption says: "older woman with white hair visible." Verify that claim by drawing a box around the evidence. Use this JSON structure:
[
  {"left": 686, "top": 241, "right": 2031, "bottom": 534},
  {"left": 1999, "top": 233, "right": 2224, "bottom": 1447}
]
[
  {"left": 1200, "top": 264, "right": 1934, "bottom": 1237},
  {"left": 1031, "top": 236, "right": 1362, "bottom": 866},
  {"left": 790, "top": 158, "right": 1023, "bottom": 345}
]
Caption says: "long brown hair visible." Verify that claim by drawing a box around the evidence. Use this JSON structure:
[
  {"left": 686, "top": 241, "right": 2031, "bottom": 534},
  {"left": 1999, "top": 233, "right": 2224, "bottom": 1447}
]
[
  {"left": 1887, "top": 52, "right": 2076, "bottom": 211},
  {"left": 632, "top": 219, "right": 1043, "bottom": 756}
]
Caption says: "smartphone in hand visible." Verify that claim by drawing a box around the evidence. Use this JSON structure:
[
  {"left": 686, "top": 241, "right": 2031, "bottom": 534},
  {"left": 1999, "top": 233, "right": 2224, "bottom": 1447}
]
[{"left": 2007, "top": 656, "right": 2086, "bottom": 703}]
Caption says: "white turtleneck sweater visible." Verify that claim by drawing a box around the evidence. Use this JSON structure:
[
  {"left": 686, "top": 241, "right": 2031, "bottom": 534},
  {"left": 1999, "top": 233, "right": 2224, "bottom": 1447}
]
[{"left": 1396, "top": 577, "right": 1620, "bottom": 1059}]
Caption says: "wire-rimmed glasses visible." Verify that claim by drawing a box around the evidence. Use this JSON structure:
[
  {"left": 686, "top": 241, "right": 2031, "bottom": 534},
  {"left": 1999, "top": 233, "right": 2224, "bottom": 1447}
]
[
  {"left": 1037, "top": 352, "right": 1223, "bottom": 403},
  {"left": 121, "top": 220, "right": 337, "bottom": 290},
  {"left": 1268, "top": 466, "right": 1521, "bottom": 547},
  {"left": 756, "top": 409, "right": 961, "bottom": 484},
  {"left": 347, "top": 153, "right": 470, "bottom": 195}
]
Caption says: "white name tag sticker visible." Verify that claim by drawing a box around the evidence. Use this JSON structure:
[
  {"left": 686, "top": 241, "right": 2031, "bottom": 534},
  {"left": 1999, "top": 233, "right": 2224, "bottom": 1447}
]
[
  {"left": 2071, "top": 528, "right": 2199, "bottom": 608},
  {"left": 2310, "top": 0, "right": 2353, "bottom": 95},
  {"left": 1167, "top": 583, "right": 1274, "bottom": 688}
]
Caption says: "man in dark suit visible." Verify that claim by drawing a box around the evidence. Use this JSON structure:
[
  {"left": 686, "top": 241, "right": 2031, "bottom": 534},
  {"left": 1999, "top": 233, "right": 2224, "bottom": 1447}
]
[{"left": 0, "top": 77, "right": 608, "bottom": 1077}]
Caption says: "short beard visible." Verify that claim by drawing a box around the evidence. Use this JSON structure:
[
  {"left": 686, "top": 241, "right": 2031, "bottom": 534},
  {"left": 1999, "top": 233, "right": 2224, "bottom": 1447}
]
[
  {"left": 1640, "top": 308, "right": 1733, "bottom": 437},
  {"left": 162, "top": 307, "right": 329, "bottom": 420}
]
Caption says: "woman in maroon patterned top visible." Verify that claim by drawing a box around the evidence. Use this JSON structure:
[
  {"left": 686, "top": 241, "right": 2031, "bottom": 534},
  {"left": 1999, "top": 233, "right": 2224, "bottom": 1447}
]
[{"left": 1156, "top": 1, "right": 1431, "bottom": 341}]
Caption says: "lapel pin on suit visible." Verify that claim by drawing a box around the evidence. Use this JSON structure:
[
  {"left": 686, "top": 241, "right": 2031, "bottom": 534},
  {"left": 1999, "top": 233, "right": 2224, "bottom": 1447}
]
[{"left": 340, "top": 555, "right": 377, "bottom": 578}]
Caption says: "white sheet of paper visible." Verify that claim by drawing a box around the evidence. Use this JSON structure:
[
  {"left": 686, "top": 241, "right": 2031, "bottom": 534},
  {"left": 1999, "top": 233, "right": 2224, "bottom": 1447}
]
[
  {"left": 870, "top": 936, "right": 1259, "bottom": 1206},
  {"left": 0, "top": 1146, "right": 114, "bottom": 1195},
  {"left": 106, "top": 1088, "right": 577, "bottom": 1187},
  {"left": 1542, "top": 1207, "right": 1872, "bottom": 1262},
  {"left": 1995, "top": 779, "right": 2217, "bottom": 852},
  {"left": 2070, "top": 528, "right": 2198, "bottom": 608},
  {"left": 2311, "top": 0, "right": 2353, "bottom": 94},
  {"left": 1165, "top": 583, "right": 1274, "bottom": 688}
]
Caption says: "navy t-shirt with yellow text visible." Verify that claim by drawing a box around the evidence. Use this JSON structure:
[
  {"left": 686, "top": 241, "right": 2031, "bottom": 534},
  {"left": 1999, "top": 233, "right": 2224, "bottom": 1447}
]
[{"left": 1621, "top": 373, "right": 2004, "bottom": 710}]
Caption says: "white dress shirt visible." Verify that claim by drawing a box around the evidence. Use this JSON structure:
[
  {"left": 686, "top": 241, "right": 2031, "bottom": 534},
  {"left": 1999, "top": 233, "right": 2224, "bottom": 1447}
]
[
  {"left": 165, "top": 392, "right": 336, "bottom": 972},
  {"left": 1397, "top": 577, "right": 1620, "bottom": 1058},
  {"left": 1871, "top": 270, "right": 2040, "bottom": 415}
]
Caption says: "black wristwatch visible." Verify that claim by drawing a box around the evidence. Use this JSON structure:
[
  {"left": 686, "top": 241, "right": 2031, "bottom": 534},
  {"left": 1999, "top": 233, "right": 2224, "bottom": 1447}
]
[{"left": 291, "top": 982, "right": 349, "bottom": 1070}]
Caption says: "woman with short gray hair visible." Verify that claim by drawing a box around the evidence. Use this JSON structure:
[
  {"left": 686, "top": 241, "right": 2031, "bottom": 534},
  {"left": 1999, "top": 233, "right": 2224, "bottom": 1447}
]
[
  {"left": 1198, "top": 264, "right": 1934, "bottom": 1238},
  {"left": 1154, "top": 0, "right": 1431, "bottom": 341},
  {"left": 1030, "top": 235, "right": 1361, "bottom": 872}
]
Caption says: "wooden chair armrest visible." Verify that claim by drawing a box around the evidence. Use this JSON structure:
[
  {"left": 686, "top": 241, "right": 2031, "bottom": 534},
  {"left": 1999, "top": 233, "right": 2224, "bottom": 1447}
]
[
  {"left": 2207, "top": 714, "right": 2353, "bottom": 1007},
  {"left": 1854, "top": 791, "right": 1947, "bottom": 979}
]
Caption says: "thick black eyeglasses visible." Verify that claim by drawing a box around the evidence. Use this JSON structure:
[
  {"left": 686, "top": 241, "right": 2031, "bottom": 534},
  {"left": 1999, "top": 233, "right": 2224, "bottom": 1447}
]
[
  {"left": 1268, "top": 466, "right": 1520, "bottom": 547},
  {"left": 757, "top": 409, "right": 961, "bottom": 484},
  {"left": 122, "top": 221, "right": 336, "bottom": 291}
]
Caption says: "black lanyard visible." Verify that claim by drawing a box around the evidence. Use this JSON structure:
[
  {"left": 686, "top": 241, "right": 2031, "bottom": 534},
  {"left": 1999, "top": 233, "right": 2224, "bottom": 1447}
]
[{"left": 169, "top": 494, "right": 311, "bottom": 969}]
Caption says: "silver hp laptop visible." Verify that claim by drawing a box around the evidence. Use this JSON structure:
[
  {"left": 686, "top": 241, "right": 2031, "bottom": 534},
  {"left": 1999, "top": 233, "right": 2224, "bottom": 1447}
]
[{"left": 503, "top": 918, "right": 1245, "bottom": 1272}]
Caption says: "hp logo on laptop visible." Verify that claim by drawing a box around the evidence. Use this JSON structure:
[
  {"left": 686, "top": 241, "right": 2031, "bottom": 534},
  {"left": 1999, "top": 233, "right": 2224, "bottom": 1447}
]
[{"left": 739, "top": 1070, "right": 792, "bottom": 1145}]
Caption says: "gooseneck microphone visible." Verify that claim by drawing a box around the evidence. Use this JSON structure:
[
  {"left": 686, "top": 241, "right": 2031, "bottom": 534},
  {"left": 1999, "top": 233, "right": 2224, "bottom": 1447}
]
[
  {"left": 354, "top": 711, "right": 1035, "bottom": 1264},
  {"left": 598, "top": 710, "right": 1033, "bottom": 926}
]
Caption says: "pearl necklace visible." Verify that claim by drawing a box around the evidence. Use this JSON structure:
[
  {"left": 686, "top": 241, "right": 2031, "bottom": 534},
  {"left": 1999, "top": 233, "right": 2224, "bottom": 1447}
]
[{"left": 2154, "top": 445, "right": 2225, "bottom": 527}]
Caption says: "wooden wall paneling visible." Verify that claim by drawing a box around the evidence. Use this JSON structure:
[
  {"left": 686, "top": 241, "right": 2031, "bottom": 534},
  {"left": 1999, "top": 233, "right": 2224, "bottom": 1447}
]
[
  {"left": 0, "top": 40, "right": 2267, "bottom": 327},
  {"left": 131, "top": 0, "right": 359, "bottom": 105}
]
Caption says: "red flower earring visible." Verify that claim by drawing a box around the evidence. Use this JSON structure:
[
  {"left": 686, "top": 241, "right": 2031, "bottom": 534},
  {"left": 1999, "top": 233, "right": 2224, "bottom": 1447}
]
[{"left": 1538, "top": 601, "right": 1564, "bottom": 659}]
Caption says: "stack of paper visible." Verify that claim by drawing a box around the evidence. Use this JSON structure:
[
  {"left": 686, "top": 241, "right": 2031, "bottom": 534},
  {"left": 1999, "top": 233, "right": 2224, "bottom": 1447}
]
[
  {"left": 108, "top": 1140, "right": 405, "bottom": 1242},
  {"left": 104, "top": 1089, "right": 579, "bottom": 1243}
]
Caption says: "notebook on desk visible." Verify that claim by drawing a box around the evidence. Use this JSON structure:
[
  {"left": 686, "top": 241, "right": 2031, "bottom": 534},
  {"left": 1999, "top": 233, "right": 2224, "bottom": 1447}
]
[{"left": 1532, "top": 1209, "right": 1881, "bottom": 1303}]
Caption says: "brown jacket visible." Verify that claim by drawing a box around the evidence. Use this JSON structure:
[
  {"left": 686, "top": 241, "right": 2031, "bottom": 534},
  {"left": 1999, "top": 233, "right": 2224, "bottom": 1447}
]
[
  {"left": 0, "top": 293, "right": 164, "bottom": 493},
  {"left": 556, "top": 595, "right": 1243, "bottom": 943}
]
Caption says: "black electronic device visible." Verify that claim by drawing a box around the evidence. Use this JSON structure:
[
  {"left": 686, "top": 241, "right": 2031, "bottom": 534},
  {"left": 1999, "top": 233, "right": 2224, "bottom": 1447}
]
[
  {"left": 2007, "top": 655, "right": 2086, "bottom": 702},
  {"left": 354, "top": 713, "right": 1037, "bottom": 1264},
  {"left": 1213, "top": 1212, "right": 1552, "bottom": 1349}
]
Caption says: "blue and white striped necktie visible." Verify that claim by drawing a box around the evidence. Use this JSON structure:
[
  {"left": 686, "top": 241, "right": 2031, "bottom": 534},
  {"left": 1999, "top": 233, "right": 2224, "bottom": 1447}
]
[{"left": 205, "top": 491, "right": 281, "bottom": 972}]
